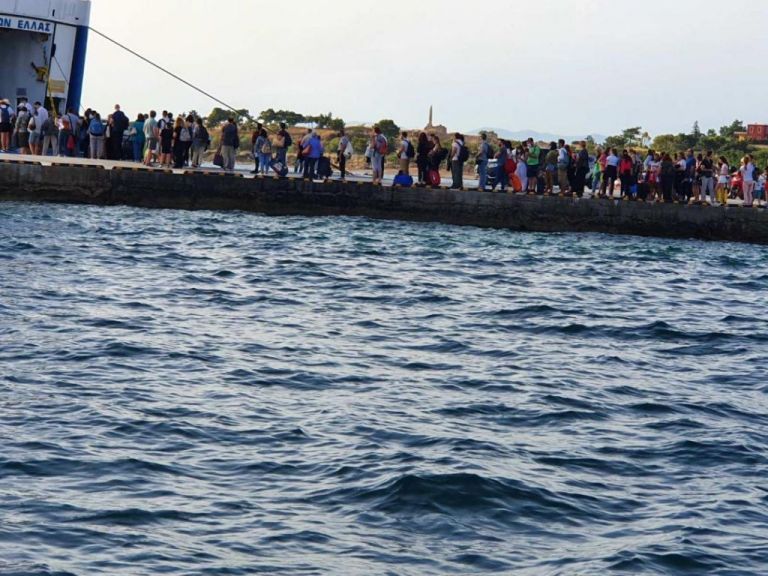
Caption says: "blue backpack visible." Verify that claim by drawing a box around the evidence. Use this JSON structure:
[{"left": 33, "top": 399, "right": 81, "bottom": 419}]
[{"left": 89, "top": 120, "right": 104, "bottom": 136}]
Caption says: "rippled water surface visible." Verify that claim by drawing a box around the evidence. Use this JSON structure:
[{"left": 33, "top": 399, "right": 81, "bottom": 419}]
[{"left": 1, "top": 202, "right": 767, "bottom": 575}]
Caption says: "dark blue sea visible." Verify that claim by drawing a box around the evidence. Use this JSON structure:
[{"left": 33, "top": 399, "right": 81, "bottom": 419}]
[{"left": 1, "top": 202, "right": 767, "bottom": 575}]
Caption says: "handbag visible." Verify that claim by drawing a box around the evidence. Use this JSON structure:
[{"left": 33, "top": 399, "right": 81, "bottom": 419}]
[{"left": 213, "top": 150, "right": 224, "bottom": 167}]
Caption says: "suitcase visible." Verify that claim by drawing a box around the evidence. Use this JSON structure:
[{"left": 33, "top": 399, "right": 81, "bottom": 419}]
[
  {"left": 269, "top": 159, "right": 289, "bottom": 177},
  {"left": 427, "top": 169, "right": 441, "bottom": 187}
]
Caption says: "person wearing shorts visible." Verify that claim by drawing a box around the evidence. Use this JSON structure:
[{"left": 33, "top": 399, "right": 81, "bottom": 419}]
[
  {"left": 28, "top": 124, "right": 41, "bottom": 153},
  {"left": 14, "top": 106, "right": 30, "bottom": 154},
  {"left": 0, "top": 99, "right": 12, "bottom": 152}
]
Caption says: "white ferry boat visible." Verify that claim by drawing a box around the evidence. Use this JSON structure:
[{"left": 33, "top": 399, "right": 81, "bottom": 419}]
[{"left": 0, "top": 0, "right": 90, "bottom": 113}]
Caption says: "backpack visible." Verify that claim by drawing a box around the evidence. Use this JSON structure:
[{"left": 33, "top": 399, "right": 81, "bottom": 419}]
[
  {"left": 458, "top": 142, "right": 469, "bottom": 163},
  {"left": 376, "top": 136, "right": 388, "bottom": 155},
  {"left": 0, "top": 106, "right": 9, "bottom": 124},
  {"left": 261, "top": 139, "right": 272, "bottom": 154},
  {"left": 406, "top": 140, "right": 415, "bottom": 159},
  {"left": 180, "top": 127, "right": 191, "bottom": 142},
  {"left": 344, "top": 140, "right": 353, "bottom": 159},
  {"left": 283, "top": 131, "right": 293, "bottom": 148},
  {"left": 89, "top": 120, "right": 104, "bottom": 136},
  {"left": 480, "top": 143, "right": 494, "bottom": 160}
]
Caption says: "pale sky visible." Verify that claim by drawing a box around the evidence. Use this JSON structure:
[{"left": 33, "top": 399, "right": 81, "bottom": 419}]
[{"left": 82, "top": 0, "right": 768, "bottom": 138}]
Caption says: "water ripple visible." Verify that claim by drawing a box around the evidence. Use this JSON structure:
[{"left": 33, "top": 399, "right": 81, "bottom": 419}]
[{"left": 1, "top": 202, "right": 767, "bottom": 575}]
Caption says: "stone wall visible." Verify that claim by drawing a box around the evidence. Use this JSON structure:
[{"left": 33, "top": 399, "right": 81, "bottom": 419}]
[{"left": 1, "top": 160, "right": 767, "bottom": 245}]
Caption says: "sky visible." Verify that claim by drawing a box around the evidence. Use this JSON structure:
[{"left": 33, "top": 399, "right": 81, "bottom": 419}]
[{"left": 82, "top": 0, "right": 768, "bottom": 138}]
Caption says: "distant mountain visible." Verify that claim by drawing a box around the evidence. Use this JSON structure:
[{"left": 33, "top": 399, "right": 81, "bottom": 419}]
[{"left": 471, "top": 127, "right": 607, "bottom": 144}]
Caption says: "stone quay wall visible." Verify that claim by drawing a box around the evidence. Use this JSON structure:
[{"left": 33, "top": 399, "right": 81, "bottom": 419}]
[{"left": 1, "top": 159, "right": 767, "bottom": 245}]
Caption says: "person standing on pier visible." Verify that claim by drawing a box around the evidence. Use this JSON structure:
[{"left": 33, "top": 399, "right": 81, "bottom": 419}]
[
  {"left": 219, "top": 117, "right": 239, "bottom": 171},
  {"left": 740, "top": 155, "right": 756, "bottom": 207},
  {"left": 557, "top": 139, "right": 570, "bottom": 194},
  {"left": 159, "top": 118, "right": 173, "bottom": 167},
  {"left": 275, "top": 122, "right": 291, "bottom": 166},
  {"left": 302, "top": 131, "right": 322, "bottom": 180},
  {"left": 450, "top": 133, "right": 466, "bottom": 190},
  {"left": 191, "top": 117, "right": 209, "bottom": 169},
  {"left": 13, "top": 105, "right": 31, "bottom": 155},
  {"left": 416, "top": 132, "right": 431, "bottom": 186},
  {"left": 574, "top": 141, "right": 590, "bottom": 197},
  {"left": 88, "top": 112, "right": 106, "bottom": 160},
  {"left": 493, "top": 140, "right": 509, "bottom": 192},
  {"left": 477, "top": 132, "right": 491, "bottom": 192},
  {"left": 111, "top": 104, "right": 129, "bottom": 160},
  {"left": 0, "top": 99, "right": 13, "bottom": 153},
  {"left": 255, "top": 128, "right": 272, "bottom": 175},
  {"left": 699, "top": 150, "right": 715, "bottom": 204},
  {"left": 172, "top": 117, "right": 187, "bottom": 169},
  {"left": 58, "top": 117, "right": 75, "bottom": 157},
  {"left": 29, "top": 102, "right": 46, "bottom": 156},
  {"left": 143, "top": 111, "right": 159, "bottom": 166},
  {"left": 337, "top": 129, "right": 350, "bottom": 180},
  {"left": 250, "top": 122, "right": 263, "bottom": 174},
  {"left": 129, "top": 114, "right": 146, "bottom": 163},
  {"left": 526, "top": 138, "right": 541, "bottom": 193},
  {"left": 370, "top": 126, "right": 387, "bottom": 185},
  {"left": 399, "top": 132, "right": 413, "bottom": 176},
  {"left": 40, "top": 114, "right": 59, "bottom": 156}
]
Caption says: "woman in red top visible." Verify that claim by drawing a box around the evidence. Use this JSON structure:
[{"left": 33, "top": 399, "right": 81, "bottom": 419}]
[{"left": 618, "top": 150, "right": 634, "bottom": 198}]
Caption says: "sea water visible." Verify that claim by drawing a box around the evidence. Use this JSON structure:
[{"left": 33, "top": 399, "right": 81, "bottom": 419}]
[{"left": 1, "top": 202, "right": 767, "bottom": 575}]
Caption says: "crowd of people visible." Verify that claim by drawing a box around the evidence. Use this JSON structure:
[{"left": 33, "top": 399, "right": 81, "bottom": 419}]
[
  {"left": 0, "top": 99, "right": 212, "bottom": 169},
  {"left": 1, "top": 98, "right": 765, "bottom": 205}
]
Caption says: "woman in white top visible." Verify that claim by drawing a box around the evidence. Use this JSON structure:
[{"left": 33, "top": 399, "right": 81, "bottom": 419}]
[
  {"left": 715, "top": 156, "right": 729, "bottom": 206},
  {"left": 740, "top": 155, "right": 755, "bottom": 207},
  {"left": 516, "top": 147, "right": 528, "bottom": 192},
  {"left": 647, "top": 153, "right": 661, "bottom": 201}
]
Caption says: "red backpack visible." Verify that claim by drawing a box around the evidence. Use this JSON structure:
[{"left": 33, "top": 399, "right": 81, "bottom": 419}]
[{"left": 376, "top": 135, "right": 388, "bottom": 155}]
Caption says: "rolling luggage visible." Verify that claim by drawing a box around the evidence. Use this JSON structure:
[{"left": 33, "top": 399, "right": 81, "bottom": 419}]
[{"left": 269, "top": 159, "right": 289, "bottom": 177}]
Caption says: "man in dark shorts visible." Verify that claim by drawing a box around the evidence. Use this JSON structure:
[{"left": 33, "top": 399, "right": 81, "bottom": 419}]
[{"left": 0, "top": 98, "right": 14, "bottom": 152}]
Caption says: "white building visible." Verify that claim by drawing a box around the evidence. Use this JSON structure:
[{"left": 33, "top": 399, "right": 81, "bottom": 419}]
[{"left": 0, "top": 0, "right": 91, "bottom": 114}]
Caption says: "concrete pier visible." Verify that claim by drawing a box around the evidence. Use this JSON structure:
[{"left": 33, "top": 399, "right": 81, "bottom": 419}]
[{"left": 1, "top": 156, "right": 767, "bottom": 245}]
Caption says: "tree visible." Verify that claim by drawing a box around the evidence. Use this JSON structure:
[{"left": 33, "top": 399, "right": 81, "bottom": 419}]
[
  {"left": 259, "top": 108, "right": 306, "bottom": 126},
  {"left": 621, "top": 127, "right": 642, "bottom": 147},
  {"left": 691, "top": 121, "right": 702, "bottom": 146},
  {"left": 376, "top": 119, "right": 400, "bottom": 139},
  {"left": 604, "top": 134, "right": 628, "bottom": 150},
  {"left": 314, "top": 113, "right": 334, "bottom": 129},
  {"left": 692, "top": 121, "right": 701, "bottom": 138},
  {"left": 206, "top": 107, "right": 229, "bottom": 128},
  {"left": 719, "top": 120, "right": 745, "bottom": 139},
  {"left": 651, "top": 134, "right": 680, "bottom": 153},
  {"left": 328, "top": 117, "right": 346, "bottom": 131}
]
